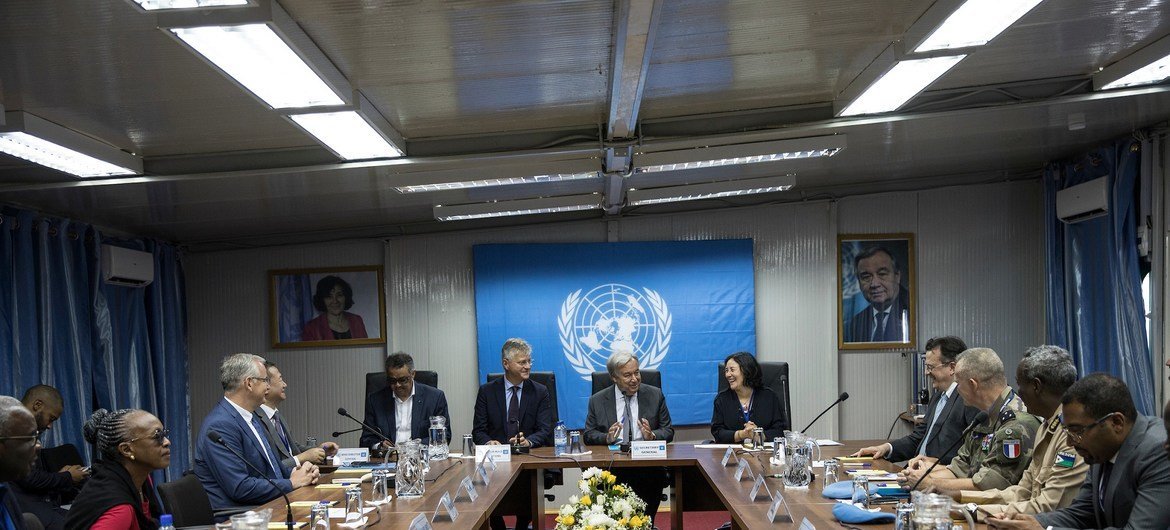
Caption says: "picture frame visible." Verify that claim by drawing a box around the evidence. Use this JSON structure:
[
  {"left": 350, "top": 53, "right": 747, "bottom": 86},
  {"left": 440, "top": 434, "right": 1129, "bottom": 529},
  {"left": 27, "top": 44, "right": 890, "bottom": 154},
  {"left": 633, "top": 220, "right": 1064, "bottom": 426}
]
[
  {"left": 837, "top": 234, "right": 916, "bottom": 350},
  {"left": 269, "top": 265, "right": 386, "bottom": 348}
]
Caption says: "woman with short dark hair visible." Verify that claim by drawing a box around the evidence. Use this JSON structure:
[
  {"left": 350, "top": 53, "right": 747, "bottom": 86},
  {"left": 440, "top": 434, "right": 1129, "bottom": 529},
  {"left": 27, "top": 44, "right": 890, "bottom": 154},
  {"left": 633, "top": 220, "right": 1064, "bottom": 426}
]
[
  {"left": 301, "top": 275, "right": 369, "bottom": 341},
  {"left": 711, "top": 352, "right": 788, "bottom": 443},
  {"left": 64, "top": 409, "right": 168, "bottom": 530}
]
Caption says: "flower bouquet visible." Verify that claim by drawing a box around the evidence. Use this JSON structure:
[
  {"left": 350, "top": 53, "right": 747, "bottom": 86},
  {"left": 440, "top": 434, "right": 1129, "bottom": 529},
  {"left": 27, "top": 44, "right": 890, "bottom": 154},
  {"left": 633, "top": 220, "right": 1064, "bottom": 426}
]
[{"left": 554, "top": 467, "right": 653, "bottom": 530}]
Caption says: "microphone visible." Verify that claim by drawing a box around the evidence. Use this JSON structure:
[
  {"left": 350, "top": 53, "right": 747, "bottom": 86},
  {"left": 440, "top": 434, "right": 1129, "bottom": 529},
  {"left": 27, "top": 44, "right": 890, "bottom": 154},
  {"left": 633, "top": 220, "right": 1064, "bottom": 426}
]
[
  {"left": 331, "top": 427, "right": 363, "bottom": 438},
  {"left": 909, "top": 411, "right": 989, "bottom": 491},
  {"left": 510, "top": 419, "right": 529, "bottom": 455},
  {"left": 801, "top": 392, "right": 850, "bottom": 433},
  {"left": 207, "top": 431, "right": 294, "bottom": 530},
  {"left": 336, "top": 407, "right": 394, "bottom": 449}
]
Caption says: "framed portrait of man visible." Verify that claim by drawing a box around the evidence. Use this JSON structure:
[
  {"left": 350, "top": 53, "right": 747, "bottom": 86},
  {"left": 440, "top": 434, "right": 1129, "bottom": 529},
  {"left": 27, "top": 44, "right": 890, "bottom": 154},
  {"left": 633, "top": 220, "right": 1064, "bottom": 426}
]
[
  {"left": 269, "top": 265, "right": 386, "bottom": 348},
  {"left": 837, "top": 234, "right": 915, "bottom": 350}
]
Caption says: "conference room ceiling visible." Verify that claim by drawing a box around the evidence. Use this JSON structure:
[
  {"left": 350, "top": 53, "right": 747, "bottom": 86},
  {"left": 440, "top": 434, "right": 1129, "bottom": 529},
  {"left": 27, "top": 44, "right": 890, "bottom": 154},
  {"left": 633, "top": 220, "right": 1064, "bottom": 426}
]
[{"left": 0, "top": 0, "right": 1168, "bottom": 251}]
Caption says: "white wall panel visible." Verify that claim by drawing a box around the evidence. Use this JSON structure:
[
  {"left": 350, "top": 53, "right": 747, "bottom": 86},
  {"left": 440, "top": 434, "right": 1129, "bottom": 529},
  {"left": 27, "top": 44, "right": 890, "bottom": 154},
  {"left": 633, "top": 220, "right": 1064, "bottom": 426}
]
[{"left": 185, "top": 240, "right": 386, "bottom": 451}]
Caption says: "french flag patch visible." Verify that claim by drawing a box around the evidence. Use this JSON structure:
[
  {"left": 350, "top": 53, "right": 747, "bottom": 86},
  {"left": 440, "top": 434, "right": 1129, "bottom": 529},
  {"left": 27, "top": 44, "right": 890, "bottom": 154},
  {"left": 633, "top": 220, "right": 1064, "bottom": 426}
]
[{"left": 1003, "top": 439, "right": 1022, "bottom": 459}]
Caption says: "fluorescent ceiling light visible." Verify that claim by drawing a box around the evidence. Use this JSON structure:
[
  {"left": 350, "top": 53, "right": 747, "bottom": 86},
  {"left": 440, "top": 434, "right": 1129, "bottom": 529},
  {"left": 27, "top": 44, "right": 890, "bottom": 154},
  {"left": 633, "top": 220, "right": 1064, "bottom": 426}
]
[
  {"left": 131, "top": 0, "right": 248, "bottom": 10},
  {"left": 839, "top": 56, "right": 965, "bottom": 116},
  {"left": 434, "top": 195, "right": 601, "bottom": 221},
  {"left": 289, "top": 111, "right": 402, "bottom": 160},
  {"left": 170, "top": 24, "right": 344, "bottom": 109},
  {"left": 396, "top": 172, "right": 601, "bottom": 193},
  {"left": 914, "top": 0, "right": 1044, "bottom": 52},
  {"left": 0, "top": 112, "right": 142, "bottom": 178},
  {"left": 1102, "top": 54, "right": 1170, "bottom": 89},
  {"left": 1094, "top": 33, "right": 1170, "bottom": 90},
  {"left": 635, "top": 150, "right": 838, "bottom": 174},
  {"left": 627, "top": 175, "right": 795, "bottom": 206}
]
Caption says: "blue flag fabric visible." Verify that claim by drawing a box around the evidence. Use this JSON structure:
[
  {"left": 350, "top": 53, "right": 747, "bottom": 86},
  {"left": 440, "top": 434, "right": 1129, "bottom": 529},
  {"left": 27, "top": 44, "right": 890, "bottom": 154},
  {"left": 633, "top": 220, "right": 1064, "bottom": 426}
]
[{"left": 473, "top": 240, "right": 756, "bottom": 427}]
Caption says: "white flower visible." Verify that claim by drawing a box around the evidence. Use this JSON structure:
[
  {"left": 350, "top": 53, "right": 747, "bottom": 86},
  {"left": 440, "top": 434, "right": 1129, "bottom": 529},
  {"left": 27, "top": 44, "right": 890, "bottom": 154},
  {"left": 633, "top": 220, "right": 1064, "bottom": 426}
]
[
  {"left": 582, "top": 467, "right": 601, "bottom": 480},
  {"left": 596, "top": 494, "right": 607, "bottom": 506},
  {"left": 612, "top": 499, "right": 632, "bottom": 518},
  {"left": 568, "top": 495, "right": 579, "bottom": 505},
  {"left": 560, "top": 503, "right": 575, "bottom": 516},
  {"left": 579, "top": 479, "right": 590, "bottom": 493},
  {"left": 585, "top": 512, "right": 615, "bottom": 527}
]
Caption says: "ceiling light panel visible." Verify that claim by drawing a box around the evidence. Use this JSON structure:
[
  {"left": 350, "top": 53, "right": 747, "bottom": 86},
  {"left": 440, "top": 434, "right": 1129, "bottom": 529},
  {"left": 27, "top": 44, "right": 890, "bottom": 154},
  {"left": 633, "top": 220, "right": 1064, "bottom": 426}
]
[
  {"left": 289, "top": 111, "right": 402, "bottom": 160},
  {"left": 0, "top": 111, "right": 142, "bottom": 178},
  {"left": 131, "top": 0, "right": 249, "bottom": 10},
  {"left": 635, "top": 150, "right": 838, "bottom": 174},
  {"left": 634, "top": 135, "right": 847, "bottom": 173},
  {"left": 396, "top": 172, "right": 601, "bottom": 193},
  {"left": 839, "top": 56, "right": 965, "bottom": 116},
  {"left": 627, "top": 175, "right": 796, "bottom": 206},
  {"left": 1094, "top": 34, "right": 1170, "bottom": 90},
  {"left": 434, "top": 195, "right": 602, "bottom": 221},
  {"left": 914, "top": 0, "right": 1044, "bottom": 52}
]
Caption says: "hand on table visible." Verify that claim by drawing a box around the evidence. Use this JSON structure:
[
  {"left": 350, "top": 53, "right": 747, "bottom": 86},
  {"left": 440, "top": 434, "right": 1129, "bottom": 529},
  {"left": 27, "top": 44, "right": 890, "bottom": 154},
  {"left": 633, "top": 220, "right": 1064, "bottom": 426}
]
[
  {"left": 638, "top": 419, "right": 655, "bottom": 441},
  {"left": 986, "top": 513, "right": 1044, "bottom": 530},
  {"left": 851, "top": 444, "right": 889, "bottom": 459}
]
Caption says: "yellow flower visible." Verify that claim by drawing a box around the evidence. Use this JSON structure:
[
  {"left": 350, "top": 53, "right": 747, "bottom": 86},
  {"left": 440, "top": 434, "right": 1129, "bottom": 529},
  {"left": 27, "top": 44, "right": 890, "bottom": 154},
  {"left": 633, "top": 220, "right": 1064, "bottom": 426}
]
[
  {"left": 618, "top": 517, "right": 629, "bottom": 527},
  {"left": 613, "top": 484, "right": 625, "bottom": 494},
  {"left": 605, "top": 473, "right": 616, "bottom": 484},
  {"left": 561, "top": 515, "right": 574, "bottom": 526},
  {"left": 580, "top": 495, "right": 592, "bottom": 506}
]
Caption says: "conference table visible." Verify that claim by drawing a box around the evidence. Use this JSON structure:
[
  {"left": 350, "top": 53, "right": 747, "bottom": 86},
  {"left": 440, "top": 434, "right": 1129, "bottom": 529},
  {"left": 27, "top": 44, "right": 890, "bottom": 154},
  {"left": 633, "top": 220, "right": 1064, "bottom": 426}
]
[{"left": 256, "top": 440, "right": 938, "bottom": 529}]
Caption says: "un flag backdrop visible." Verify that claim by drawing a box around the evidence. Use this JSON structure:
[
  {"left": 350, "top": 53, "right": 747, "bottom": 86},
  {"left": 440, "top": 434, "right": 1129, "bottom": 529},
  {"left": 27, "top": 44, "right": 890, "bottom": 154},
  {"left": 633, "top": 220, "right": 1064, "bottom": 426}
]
[{"left": 473, "top": 240, "right": 756, "bottom": 428}]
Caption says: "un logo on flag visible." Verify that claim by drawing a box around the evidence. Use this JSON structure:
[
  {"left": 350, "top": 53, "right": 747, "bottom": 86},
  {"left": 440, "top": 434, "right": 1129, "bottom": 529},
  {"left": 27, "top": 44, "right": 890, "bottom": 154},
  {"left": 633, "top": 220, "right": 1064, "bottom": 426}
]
[{"left": 558, "top": 284, "right": 672, "bottom": 380}]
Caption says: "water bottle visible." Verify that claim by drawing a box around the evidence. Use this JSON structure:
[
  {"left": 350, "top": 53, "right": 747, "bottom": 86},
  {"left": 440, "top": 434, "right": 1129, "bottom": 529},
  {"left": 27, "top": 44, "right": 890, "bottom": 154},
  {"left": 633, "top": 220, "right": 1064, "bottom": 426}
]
[
  {"left": 554, "top": 421, "right": 568, "bottom": 456},
  {"left": 158, "top": 514, "right": 174, "bottom": 530}
]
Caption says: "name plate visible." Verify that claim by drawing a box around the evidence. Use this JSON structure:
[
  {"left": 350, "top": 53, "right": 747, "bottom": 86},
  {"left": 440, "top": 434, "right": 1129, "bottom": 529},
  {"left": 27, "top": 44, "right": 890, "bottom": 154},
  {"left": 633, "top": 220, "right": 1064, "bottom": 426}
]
[
  {"left": 721, "top": 447, "right": 738, "bottom": 466},
  {"left": 431, "top": 491, "right": 458, "bottom": 522},
  {"left": 475, "top": 445, "right": 511, "bottom": 464},
  {"left": 333, "top": 448, "right": 369, "bottom": 466},
  {"left": 734, "top": 458, "right": 754, "bottom": 481},
  {"left": 631, "top": 440, "right": 667, "bottom": 459},
  {"left": 472, "top": 463, "right": 491, "bottom": 486},
  {"left": 408, "top": 513, "right": 432, "bottom": 530},
  {"left": 748, "top": 473, "right": 772, "bottom": 501},
  {"left": 454, "top": 476, "right": 478, "bottom": 502},
  {"left": 799, "top": 517, "right": 816, "bottom": 530},
  {"left": 766, "top": 493, "right": 792, "bottom": 523}
]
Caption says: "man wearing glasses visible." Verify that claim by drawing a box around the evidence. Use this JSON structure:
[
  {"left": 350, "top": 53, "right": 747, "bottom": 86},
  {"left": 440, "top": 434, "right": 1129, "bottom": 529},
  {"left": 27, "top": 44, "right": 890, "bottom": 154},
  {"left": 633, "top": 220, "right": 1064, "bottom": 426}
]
[
  {"left": 987, "top": 373, "right": 1170, "bottom": 529},
  {"left": 473, "top": 338, "right": 553, "bottom": 530},
  {"left": 361, "top": 352, "right": 450, "bottom": 451},
  {"left": 854, "top": 336, "right": 981, "bottom": 464},
  {"left": 11, "top": 385, "right": 87, "bottom": 530},
  {"left": 903, "top": 348, "right": 1041, "bottom": 495},
  {"left": 0, "top": 395, "right": 40, "bottom": 530},
  {"left": 194, "top": 353, "right": 320, "bottom": 512},
  {"left": 257, "top": 360, "right": 339, "bottom": 469}
]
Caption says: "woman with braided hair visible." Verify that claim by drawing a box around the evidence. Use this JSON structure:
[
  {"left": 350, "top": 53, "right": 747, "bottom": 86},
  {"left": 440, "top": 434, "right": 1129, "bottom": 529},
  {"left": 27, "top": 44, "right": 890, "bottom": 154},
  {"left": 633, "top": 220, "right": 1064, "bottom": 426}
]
[{"left": 63, "top": 409, "right": 169, "bottom": 530}]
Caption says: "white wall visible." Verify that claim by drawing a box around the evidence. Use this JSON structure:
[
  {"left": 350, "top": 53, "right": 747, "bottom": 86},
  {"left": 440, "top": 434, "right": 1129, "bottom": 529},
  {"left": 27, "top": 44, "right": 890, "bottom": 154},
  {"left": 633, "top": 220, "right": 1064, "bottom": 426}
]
[{"left": 183, "top": 180, "right": 1044, "bottom": 459}]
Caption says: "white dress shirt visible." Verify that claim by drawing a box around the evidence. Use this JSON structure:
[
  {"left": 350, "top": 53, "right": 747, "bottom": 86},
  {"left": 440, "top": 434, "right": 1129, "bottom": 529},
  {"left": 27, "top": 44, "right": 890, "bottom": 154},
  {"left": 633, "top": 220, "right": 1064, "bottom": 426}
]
[
  {"left": 259, "top": 403, "right": 299, "bottom": 466},
  {"left": 225, "top": 398, "right": 280, "bottom": 474},
  {"left": 394, "top": 385, "right": 416, "bottom": 444},
  {"left": 614, "top": 385, "right": 643, "bottom": 442}
]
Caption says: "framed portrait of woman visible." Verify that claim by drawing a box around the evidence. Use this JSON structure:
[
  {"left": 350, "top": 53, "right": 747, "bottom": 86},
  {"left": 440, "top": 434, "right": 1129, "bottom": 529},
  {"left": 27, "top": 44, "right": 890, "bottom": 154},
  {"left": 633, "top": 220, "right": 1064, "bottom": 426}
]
[
  {"left": 838, "top": 234, "right": 916, "bottom": 351},
  {"left": 269, "top": 265, "right": 387, "bottom": 348}
]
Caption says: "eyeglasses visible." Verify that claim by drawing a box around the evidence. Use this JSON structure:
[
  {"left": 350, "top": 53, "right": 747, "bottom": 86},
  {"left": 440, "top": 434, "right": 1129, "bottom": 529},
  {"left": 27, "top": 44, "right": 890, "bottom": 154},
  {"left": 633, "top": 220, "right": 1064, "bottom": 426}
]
[
  {"left": 0, "top": 430, "right": 43, "bottom": 445},
  {"left": 126, "top": 428, "right": 170, "bottom": 445},
  {"left": 1062, "top": 412, "right": 1115, "bottom": 442},
  {"left": 509, "top": 358, "right": 533, "bottom": 367},
  {"left": 248, "top": 376, "right": 271, "bottom": 384},
  {"left": 388, "top": 375, "right": 413, "bottom": 386},
  {"left": 923, "top": 362, "right": 953, "bottom": 372}
]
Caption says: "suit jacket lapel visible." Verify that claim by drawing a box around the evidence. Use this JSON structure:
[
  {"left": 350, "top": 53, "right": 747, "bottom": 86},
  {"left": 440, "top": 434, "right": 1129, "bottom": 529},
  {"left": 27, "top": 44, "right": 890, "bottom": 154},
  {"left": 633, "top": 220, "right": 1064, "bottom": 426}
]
[
  {"left": 637, "top": 389, "right": 653, "bottom": 428},
  {"left": 518, "top": 380, "right": 534, "bottom": 420},
  {"left": 255, "top": 411, "right": 289, "bottom": 459},
  {"left": 929, "top": 390, "right": 955, "bottom": 441},
  {"left": 413, "top": 386, "right": 425, "bottom": 438},
  {"left": 494, "top": 379, "right": 508, "bottom": 427},
  {"left": 601, "top": 387, "right": 618, "bottom": 426}
]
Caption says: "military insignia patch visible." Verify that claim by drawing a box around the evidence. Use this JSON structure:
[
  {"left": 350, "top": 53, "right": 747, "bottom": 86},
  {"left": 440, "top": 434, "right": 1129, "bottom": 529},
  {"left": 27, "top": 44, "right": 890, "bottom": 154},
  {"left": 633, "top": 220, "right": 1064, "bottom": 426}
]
[
  {"left": 1055, "top": 451, "right": 1076, "bottom": 468},
  {"left": 1003, "top": 439, "right": 1021, "bottom": 459},
  {"left": 981, "top": 433, "right": 994, "bottom": 452}
]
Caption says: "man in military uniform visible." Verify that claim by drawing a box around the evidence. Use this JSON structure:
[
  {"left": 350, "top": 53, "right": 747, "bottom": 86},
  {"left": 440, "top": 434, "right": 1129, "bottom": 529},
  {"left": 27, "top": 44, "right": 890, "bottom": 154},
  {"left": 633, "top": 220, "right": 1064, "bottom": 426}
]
[
  {"left": 955, "top": 346, "right": 1088, "bottom": 515},
  {"left": 903, "top": 347, "right": 1040, "bottom": 493}
]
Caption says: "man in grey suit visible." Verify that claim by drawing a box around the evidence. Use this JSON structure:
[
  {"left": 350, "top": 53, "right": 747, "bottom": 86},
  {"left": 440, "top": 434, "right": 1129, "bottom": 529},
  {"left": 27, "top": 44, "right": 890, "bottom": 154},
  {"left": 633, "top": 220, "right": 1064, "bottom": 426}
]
[
  {"left": 584, "top": 350, "right": 673, "bottom": 523},
  {"left": 854, "top": 336, "right": 980, "bottom": 464},
  {"left": 987, "top": 373, "right": 1170, "bottom": 530},
  {"left": 257, "top": 361, "right": 338, "bottom": 468}
]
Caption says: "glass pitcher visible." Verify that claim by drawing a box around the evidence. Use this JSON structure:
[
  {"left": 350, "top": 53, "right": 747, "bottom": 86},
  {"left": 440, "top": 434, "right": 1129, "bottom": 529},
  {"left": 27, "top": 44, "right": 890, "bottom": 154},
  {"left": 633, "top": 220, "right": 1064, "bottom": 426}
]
[
  {"left": 428, "top": 416, "right": 449, "bottom": 459},
  {"left": 911, "top": 492, "right": 975, "bottom": 530},
  {"left": 395, "top": 439, "right": 426, "bottom": 498},
  {"left": 782, "top": 431, "right": 817, "bottom": 488},
  {"left": 229, "top": 509, "right": 271, "bottom": 530}
]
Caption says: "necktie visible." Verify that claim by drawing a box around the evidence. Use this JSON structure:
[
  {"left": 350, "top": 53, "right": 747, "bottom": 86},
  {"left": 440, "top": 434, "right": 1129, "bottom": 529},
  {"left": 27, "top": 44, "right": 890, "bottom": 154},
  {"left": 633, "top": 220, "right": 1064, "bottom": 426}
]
[
  {"left": 0, "top": 487, "right": 17, "bottom": 530},
  {"left": 506, "top": 386, "right": 520, "bottom": 438},
  {"left": 918, "top": 392, "right": 948, "bottom": 455},
  {"left": 251, "top": 415, "right": 282, "bottom": 476},
  {"left": 623, "top": 395, "right": 634, "bottom": 443},
  {"left": 273, "top": 412, "right": 293, "bottom": 454},
  {"left": 873, "top": 312, "right": 888, "bottom": 341}
]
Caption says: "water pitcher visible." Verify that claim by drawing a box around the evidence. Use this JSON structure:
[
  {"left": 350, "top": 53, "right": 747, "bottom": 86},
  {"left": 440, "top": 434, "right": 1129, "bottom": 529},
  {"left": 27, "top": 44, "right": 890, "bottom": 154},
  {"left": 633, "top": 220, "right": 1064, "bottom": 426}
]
[
  {"left": 782, "top": 431, "right": 815, "bottom": 488},
  {"left": 428, "top": 416, "right": 449, "bottom": 459},
  {"left": 395, "top": 439, "right": 426, "bottom": 498}
]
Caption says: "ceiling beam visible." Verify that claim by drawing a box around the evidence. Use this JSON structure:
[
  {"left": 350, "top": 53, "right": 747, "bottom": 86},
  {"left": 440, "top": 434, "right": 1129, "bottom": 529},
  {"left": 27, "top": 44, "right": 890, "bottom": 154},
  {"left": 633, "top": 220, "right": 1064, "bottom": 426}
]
[{"left": 606, "top": 0, "right": 664, "bottom": 140}]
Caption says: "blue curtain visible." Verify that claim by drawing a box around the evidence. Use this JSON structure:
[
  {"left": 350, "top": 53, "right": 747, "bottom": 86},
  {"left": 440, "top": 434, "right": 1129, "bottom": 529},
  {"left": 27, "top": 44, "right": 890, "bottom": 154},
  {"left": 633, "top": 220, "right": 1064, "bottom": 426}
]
[
  {"left": 1044, "top": 137, "right": 1156, "bottom": 415},
  {"left": 0, "top": 205, "right": 190, "bottom": 477}
]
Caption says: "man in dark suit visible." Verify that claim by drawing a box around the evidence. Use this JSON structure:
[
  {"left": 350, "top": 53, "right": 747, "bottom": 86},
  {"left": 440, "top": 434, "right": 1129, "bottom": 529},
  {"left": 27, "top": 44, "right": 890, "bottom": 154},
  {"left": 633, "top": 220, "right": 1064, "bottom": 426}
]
[
  {"left": 853, "top": 336, "right": 981, "bottom": 464},
  {"left": 194, "top": 354, "right": 320, "bottom": 511},
  {"left": 584, "top": 351, "right": 674, "bottom": 523},
  {"left": 987, "top": 373, "right": 1170, "bottom": 530},
  {"left": 257, "top": 361, "right": 338, "bottom": 469},
  {"left": 361, "top": 352, "right": 451, "bottom": 450},
  {"left": 844, "top": 246, "right": 911, "bottom": 343},
  {"left": 473, "top": 338, "right": 552, "bottom": 530},
  {"left": 11, "top": 386, "right": 87, "bottom": 530},
  {"left": 0, "top": 395, "right": 41, "bottom": 530}
]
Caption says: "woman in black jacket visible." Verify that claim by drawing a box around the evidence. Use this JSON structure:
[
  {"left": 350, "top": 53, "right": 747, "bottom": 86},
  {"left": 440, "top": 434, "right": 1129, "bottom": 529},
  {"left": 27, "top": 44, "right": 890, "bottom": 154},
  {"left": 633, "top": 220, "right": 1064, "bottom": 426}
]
[
  {"left": 711, "top": 352, "right": 788, "bottom": 443},
  {"left": 64, "top": 409, "right": 168, "bottom": 530}
]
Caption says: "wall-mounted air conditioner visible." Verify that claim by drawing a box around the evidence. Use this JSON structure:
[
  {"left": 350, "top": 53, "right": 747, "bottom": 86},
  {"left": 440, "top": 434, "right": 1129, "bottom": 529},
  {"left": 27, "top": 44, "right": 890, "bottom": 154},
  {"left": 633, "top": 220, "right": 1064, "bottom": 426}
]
[
  {"left": 1056, "top": 177, "right": 1109, "bottom": 224},
  {"left": 101, "top": 244, "right": 154, "bottom": 287}
]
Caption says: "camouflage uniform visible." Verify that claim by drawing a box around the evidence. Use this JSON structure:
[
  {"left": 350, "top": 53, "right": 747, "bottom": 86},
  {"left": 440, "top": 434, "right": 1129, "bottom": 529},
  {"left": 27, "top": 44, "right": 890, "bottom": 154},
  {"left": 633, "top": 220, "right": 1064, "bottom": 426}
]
[{"left": 946, "top": 386, "right": 1040, "bottom": 491}]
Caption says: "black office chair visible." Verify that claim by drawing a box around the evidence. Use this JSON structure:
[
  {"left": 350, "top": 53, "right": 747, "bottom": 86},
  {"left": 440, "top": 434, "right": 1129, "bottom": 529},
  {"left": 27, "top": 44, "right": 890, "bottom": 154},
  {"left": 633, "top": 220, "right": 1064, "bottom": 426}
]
[
  {"left": 590, "top": 369, "right": 662, "bottom": 395},
  {"left": 39, "top": 443, "right": 83, "bottom": 471},
  {"left": 158, "top": 472, "right": 248, "bottom": 526},
  {"left": 717, "top": 360, "right": 791, "bottom": 431},
  {"left": 365, "top": 369, "right": 439, "bottom": 396},
  {"left": 486, "top": 371, "right": 563, "bottom": 500}
]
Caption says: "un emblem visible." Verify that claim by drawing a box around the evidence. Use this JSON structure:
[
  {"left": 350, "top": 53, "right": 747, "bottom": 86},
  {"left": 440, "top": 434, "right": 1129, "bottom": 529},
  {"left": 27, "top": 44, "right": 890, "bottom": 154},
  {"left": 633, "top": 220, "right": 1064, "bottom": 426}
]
[{"left": 558, "top": 284, "right": 672, "bottom": 380}]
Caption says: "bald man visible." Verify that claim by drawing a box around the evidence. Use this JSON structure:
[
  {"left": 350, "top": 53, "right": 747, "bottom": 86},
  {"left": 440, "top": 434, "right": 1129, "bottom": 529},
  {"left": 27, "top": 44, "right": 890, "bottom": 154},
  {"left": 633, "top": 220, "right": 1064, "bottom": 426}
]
[
  {"left": 1, "top": 395, "right": 42, "bottom": 530},
  {"left": 12, "top": 386, "right": 87, "bottom": 530}
]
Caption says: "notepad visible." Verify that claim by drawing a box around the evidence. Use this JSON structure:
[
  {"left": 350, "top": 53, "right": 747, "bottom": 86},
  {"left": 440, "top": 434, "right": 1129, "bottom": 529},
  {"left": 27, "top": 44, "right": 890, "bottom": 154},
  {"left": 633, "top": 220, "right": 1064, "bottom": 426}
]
[
  {"left": 290, "top": 500, "right": 335, "bottom": 508},
  {"left": 314, "top": 483, "right": 350, "bottom": 489},
  {"left": 267, "top": 522, "right": 306, "bottom": 529}
]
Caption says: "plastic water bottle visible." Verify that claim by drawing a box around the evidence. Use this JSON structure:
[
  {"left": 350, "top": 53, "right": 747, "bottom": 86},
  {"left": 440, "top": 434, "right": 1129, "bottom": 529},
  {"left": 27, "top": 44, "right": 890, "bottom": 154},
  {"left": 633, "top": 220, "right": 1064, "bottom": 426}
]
[
  {"left": 158, "top": 514, "right": 175, "bottom": 530},
  {"left": 554, "top": 421, "right": 568, "bottom": 456}
]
